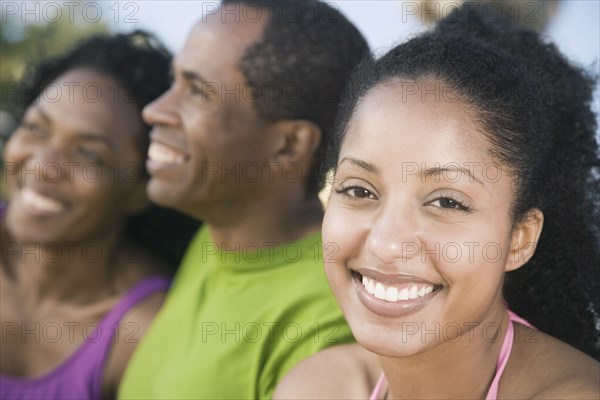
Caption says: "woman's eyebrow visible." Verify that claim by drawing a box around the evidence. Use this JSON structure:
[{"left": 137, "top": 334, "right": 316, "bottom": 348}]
[
  {"left": 76, "top": 133, "right": 116, "bottom": 150},
  {"left": 338, "top": 157, "right": 379, "bottom": 174},
  {"left": 421, "top": 166, "right": 484, "bottom": 185},
  {"left": 36, "top": 105, "right": 115, "bottom": 150}
]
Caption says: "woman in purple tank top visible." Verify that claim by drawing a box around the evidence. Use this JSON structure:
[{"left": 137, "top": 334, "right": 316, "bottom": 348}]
[
  {"left": 275, "top": 4, "right": 599, "bottom": 399},
  {"left": 0, "top": 32, "right": 198, "bottom": 400}
]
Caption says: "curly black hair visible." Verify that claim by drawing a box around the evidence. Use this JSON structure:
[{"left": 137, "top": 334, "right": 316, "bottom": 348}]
[
  {"left": 16, "top": 31, "right": 200, "bottom": 270},
  {"left": 327, "top": 5, "right": 600, "bottom": 359},
  {"left": 221, "top": 0, "right": 371, "bottom": 195}
]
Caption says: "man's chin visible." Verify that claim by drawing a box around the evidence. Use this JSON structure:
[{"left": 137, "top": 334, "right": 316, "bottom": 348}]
[{"left": 147, "top": 179, "right": 184, "bottom": 210}]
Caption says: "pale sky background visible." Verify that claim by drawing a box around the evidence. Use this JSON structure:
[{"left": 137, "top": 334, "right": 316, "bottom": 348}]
[
  {"left": 106, "top": 0, "right": 600, "bottom": 131},
  {"left": 2, "top": 0, "right": 599, "bottom": 133},
  {"left": 107, "top": 0, "right": 599, "bottom": 69},
  {"left": 106, "top": 0, "right": 599, "bottom": 131}
]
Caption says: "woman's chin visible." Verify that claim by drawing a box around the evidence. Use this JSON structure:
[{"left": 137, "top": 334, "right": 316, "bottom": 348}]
[{"left": 348, "top": 320, "right": 436, "bottom": 359}]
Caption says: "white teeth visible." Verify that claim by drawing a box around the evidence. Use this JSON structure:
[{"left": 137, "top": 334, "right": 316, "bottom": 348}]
[
  {"left": 374, "top": 283, "right": 386, "bottom": 300},
  {"left": 385, "top": 286, "right": 398, "bottom": 302},
  {"left": 359, "top": 274, "right": 436, "bottom": 303},
  {"left": 367, "top": 280, "right": 375, "bottom": 295},
  {"left": 148, "top": 142, "right": 185, "bottom": 164},
  {"left": 21, "top": 187, "right": 63, "bottom": 213},
  {"left": 398, "top": 288, "right": 409, "bottom": 301},
  {"left": 409, "top": 286, "right": 419, "bottom": 300}
]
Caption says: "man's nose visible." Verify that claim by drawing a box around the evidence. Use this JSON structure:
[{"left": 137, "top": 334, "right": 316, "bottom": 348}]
[{"left": 142, "top": 87, "right": 182, "bottom": 127}]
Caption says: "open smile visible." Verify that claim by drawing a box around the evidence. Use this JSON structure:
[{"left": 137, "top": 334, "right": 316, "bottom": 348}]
[
  {"left": 146, "top": 140, "right": 190, "bottom": 177},
  {"left": 18, "top": 186, "right": 69, "bottom": 217},
  {"left": 351, "top": 269, "right": 443, "bottom": 318}
]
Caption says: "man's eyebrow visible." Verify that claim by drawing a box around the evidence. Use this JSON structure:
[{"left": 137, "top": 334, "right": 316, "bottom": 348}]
[
  {"left": 181, "top": 69, "right": 210, "bottom": 85},
  {"left": 421, "top": 167, "right": 483, "bottom": 185},
  {"left": 338, "top": 157, "right": 379, "bottom": 174},
  {"left": 171, "top": 60, "right": 211, "bottom": 83},
  {"left": 35, "top": 106, "right": 51, "bottom": 123}
]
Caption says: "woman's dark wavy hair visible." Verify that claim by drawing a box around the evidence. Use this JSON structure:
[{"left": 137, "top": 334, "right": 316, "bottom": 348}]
[
  {"left": 17, "top": 31, "right": 200, "bottom": 270},
  {"left": 326, "top": 5, "right": 600, "bottom": 359}
]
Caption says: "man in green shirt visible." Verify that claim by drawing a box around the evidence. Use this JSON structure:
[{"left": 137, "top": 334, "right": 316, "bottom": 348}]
[{"left": 119, "top": 1, "right": 370, "bottom": 398}]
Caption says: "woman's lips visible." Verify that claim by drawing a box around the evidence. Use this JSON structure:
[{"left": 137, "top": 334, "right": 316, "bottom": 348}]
[{"left": 351, "top": 268, "right": 443, "bottom": 318}]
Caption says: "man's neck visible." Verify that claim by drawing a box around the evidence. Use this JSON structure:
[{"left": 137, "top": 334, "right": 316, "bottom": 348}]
[{"left": 205, "top": 191, "right": 324, "bottom": 250}]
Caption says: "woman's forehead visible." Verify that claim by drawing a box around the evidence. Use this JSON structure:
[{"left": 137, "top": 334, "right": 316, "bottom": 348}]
[
  {"left": 34, "top": 69, "right": 145, "bottom": 142},
  {"left": 343, "top": 81, "right": 488, "bottom": 161}
]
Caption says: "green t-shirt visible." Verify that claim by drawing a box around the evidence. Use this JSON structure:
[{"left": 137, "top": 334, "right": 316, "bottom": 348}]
[{"left": 119, "top": 227, "right": 353, "bottom": 399}]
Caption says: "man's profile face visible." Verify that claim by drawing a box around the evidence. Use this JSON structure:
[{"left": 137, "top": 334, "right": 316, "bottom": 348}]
[{"left": 143, "top": 11, "right": 275, "bottom": 218}]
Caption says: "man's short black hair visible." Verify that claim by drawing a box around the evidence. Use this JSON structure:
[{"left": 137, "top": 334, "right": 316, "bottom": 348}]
[{"left": 221, "top": 0, "right": 371, "bottom": 194}]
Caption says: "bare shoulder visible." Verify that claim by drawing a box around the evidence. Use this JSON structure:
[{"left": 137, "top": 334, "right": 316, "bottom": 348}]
[
  {"left": 503, "top": 324, "right": 600, "bottom": 399},
  {"left": 274, "top": 343, "right": 381, "bottom": 399},
  {"left": 102, "top": 285, "right": 168, "bottom": 397}
]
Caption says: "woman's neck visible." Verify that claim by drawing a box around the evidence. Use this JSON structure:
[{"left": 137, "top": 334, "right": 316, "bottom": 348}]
[
  {"left": 381, "top": 302, "right": 509, "bottom": 399},
  {"left": 4, "top": 228, "right": 124, "bottom": 307}
]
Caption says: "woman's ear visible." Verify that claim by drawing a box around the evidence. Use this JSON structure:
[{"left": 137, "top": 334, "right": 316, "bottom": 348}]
[
  {"left": 270, "top": 119, "right": 322, "bottom": 166},
  {"left": 505, "top": 209, "right": 544, "bottom": 272}
]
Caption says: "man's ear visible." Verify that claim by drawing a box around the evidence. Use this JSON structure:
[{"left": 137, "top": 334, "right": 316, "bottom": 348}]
[
  {"left": 270, "top": 119, "right": 322, "bottom": 166},
  {"left": 505, "top": 209, "right": 544, "bottom": 272}
]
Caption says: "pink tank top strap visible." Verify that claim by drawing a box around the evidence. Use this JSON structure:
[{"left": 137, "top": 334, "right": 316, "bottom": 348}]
[
  {"left": 369, "top": 373, "right": 386, "bottom": 400},
  {"left": 485, "top": 310, "right": 534, "bottom": 400},
  {"left": 507, "top": 309, "right": 533, "bottom": 328},
  {"left": 368, "top": 310, "right": 534, "bottom": 400}
]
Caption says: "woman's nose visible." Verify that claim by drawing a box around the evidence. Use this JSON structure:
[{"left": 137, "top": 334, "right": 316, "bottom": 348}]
[
  {"left": 28, "top": 146, "right": 70, "bottom": 184},
  {"left": 366, "top": 202, "right": 422, "bottom": 265}
]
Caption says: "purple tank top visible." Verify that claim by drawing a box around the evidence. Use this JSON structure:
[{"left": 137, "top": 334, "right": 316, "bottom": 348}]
[{"left": 0, "top": 277, "right": 170, "bottom": 400}]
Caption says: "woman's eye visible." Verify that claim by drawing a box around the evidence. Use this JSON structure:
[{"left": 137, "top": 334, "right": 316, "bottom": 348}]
[
  {"left": 429, "top": 197, "right": 471, "bottom": 212},
  {"left": 335, "top": 186, "right": 377, "bottom": 200},
  {"left": 77, "top": 147, "right": 103, "bottom": 165}
]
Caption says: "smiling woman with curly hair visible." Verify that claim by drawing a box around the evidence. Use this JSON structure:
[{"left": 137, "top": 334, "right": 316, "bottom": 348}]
[
  {"left": 275, "top": 4, "right": 600, "bottom": 399},
  {"left": 0, "top": 31, "right": 198, "bottom": 400}
]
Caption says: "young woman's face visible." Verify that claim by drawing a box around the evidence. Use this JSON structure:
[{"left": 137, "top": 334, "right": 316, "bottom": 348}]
[
  {"left": 323, "top": 80, "right": 518, "bottom": 357},
  {"left": 3, "top": 68, "right": 147, "bottom": 244}
]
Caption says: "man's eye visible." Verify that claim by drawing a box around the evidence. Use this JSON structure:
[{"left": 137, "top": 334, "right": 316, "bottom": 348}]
[
  {"left": 190, "top": 84, "right": 207, "bottom": 97},
  {"left": 20, "top": 122, "right": 47, "bottom": 138}
]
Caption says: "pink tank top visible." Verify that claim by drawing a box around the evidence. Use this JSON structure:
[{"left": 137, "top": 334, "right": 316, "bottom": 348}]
[
  {"left": 0, "top": 277, "right": 170, "bottom": 400},
  {"left": 369, "top": 310, "right": 533, "bottom": 400}
]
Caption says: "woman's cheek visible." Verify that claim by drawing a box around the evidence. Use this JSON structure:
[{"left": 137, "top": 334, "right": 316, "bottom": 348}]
[{"left": 323, "top": 203, "right": 369, "bottom": 266}]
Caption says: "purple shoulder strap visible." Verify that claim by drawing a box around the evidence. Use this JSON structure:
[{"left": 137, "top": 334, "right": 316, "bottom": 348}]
[{"left": 87, "top": 277, "right": 170, "bottom": 397}]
